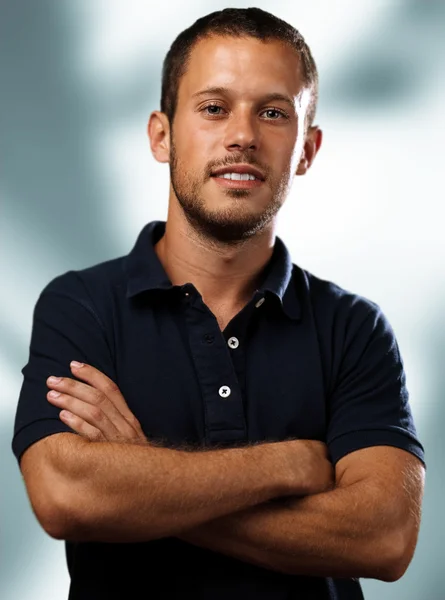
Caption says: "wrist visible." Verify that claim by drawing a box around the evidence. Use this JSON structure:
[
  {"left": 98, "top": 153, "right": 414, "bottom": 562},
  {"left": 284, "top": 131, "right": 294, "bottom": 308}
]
[{"left": 253, "top": 442, "right": 294, "bottom": 498}]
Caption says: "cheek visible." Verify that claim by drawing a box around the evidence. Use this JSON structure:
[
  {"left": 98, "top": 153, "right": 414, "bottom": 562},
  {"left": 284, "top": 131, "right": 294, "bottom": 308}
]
[
  {"left": 270, "top": 148, "right": 296, "bottom": 181},
  {"left": 264, "top": 131, "right": 298, "bottom": 169},
  {"left": 184, "top": 116, "right": 224, "bottom": 155},
  {"left": 174, "top": 128, "right": 207, "bottom": 167}
]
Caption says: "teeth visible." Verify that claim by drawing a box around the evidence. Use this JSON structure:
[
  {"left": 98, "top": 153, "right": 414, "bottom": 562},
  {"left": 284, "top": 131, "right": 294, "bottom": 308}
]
[{"left": 220, "top": 173, "right": 257, "bottom": 181}]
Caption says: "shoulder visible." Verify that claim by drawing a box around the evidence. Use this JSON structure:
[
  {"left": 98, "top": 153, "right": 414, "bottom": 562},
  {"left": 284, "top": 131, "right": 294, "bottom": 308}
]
[
  {"left": 35, "top": 255, "right": 129, "bottom": 331},
  {"left": 293, "top": 265, "right": 396, "bottom": 348},
  {"left": 297, "top": 265, "right": 384, "bottom": 320},
  {"left": 40, "top": 255, "right": 127, "bottom": 305}
]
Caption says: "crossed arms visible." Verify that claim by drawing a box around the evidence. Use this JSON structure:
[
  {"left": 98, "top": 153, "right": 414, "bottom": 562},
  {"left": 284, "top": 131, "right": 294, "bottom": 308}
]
[
  {"left": 176, "top": 444, "right": 424, "bottom": 581},
  {"left": 20, "top": 363, "right": 425, "bottom": 582}
]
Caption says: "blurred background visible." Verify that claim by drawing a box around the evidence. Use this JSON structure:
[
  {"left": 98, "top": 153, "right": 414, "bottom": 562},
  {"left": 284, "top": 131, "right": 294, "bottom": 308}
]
[{"left": 1, "top": 0, "right": 443, "bottom": 598}]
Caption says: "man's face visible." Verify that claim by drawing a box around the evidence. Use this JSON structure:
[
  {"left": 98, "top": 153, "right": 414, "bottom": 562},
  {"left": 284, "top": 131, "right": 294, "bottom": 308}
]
[{"left": 169, "top": 35, "right": 312, "bottom": 243}]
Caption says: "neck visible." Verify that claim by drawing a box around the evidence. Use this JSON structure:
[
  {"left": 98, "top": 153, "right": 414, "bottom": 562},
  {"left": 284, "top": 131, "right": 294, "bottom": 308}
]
[{"left": 154, "top": 207, "right": 276, "bottom": 308}]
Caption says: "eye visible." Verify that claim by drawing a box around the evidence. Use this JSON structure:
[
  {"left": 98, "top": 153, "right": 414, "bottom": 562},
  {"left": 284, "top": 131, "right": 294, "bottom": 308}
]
[
  {"left": 262, "top": 108, "right": 289, "bottom": 120},
  {"left": 202, "top": 104, "right": 226, "bottom": 116}
]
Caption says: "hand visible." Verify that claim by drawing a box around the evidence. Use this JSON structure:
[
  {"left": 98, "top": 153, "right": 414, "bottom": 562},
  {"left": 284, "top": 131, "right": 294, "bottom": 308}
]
[
  {"left": 46, "top": 361, "right": 149, "bottom": 445},
  {"left": 277, "top": 439, "right": 335, "bottom": 497}
]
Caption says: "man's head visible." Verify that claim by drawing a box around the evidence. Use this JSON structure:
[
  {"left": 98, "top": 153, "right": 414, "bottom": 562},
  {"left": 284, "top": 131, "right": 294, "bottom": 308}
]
[
  {"left": 161, "top": 8, "right": 318, "bottom": 131},
  {"left": 149, "top": 8, "right": 322, "bottom": 244}
]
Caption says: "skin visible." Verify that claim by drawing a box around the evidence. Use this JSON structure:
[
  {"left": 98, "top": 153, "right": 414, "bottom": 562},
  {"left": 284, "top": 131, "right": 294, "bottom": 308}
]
[{"left": 148, "top": 35, "right": 322, "bottom": 318}]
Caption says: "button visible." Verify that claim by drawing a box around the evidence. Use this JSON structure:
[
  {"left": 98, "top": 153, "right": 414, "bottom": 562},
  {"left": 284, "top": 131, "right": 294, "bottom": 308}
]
[
  {"left": 218, "top": 386, "right": 231, "bottom": 398},
  {"left": 255, "top": 297, "right": 265, "bottom": 308},
  {"left": 228, "top": 337, "right": 239, "bottom": 349},
  {"left": 204, "top": 334, "right": 215, "bottom": 344}
]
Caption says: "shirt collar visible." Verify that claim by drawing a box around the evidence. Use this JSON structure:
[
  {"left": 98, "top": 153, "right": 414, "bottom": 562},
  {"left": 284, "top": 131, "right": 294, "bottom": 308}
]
[{"left": 124, "top": 220, "right": 301, "bottom": 321}]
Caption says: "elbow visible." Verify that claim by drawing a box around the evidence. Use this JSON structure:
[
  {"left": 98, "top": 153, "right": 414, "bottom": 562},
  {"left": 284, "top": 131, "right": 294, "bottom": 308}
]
[
  {"left": 42, "top": 509, "right": 68, "bottom": 541},
  {"left": 40, "top": 479, "right": 82, "bottom": 541},
  {"left": 384, "top": 549, "right": 416, "bottom": 583},
  {"left": 375, "top": 556, "right": 410, "bottom": 583},
  {"left": 371, "top": 528, "right": 417, "bottom": 582},
  {"left": 26, "top": 485, "right": 72, "bottom": 541},
  {"left": 33, "top": 498, "right": 70, "bottom": 540}
]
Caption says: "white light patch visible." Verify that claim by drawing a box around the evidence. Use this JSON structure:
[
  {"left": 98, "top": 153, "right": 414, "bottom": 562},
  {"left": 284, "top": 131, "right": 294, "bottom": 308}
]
[
  {"left": 66, "top": 0, "right": 211, "bottom": 82},
  {"left": 92, "top": 115, "right": 168, "bottom": 243}
]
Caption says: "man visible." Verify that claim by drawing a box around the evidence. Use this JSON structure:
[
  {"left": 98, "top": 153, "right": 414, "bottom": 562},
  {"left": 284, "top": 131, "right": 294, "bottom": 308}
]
[{"left": 12, "top": 7, "right": 425, "bottom": 600}]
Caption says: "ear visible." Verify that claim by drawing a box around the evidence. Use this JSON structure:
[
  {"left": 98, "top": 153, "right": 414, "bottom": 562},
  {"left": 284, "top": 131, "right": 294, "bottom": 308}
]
[
  {"left": 296, "top": 126, "right": 323, "bottom": 176},
  {"left": 148, "top": 111, "right": 171, "bottom": 164}
]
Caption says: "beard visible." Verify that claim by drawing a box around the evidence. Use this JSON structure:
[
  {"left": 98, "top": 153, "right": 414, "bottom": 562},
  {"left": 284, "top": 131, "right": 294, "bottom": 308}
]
[{"left": 169, "top": 138, "right": 291, "bottom": 246}]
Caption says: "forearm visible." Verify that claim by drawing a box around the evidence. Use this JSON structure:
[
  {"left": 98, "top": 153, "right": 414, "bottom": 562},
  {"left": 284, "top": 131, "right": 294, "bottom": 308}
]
[
  {"left": 178, "top": 480, "right": 403, "bottom": 581},
  {"left": 48, "top": 437, "right": 287, "bottom": 543}
]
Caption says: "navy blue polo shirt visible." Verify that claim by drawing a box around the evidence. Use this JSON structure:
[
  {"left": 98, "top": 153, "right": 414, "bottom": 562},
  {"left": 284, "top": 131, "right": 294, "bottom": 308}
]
[{"left": 12, "top": 220, "right": 425, "bottom": 600}]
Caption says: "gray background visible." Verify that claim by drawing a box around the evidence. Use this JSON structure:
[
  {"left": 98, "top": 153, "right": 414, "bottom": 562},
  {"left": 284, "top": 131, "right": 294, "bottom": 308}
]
[{"left": 1, "top": 1, "right": 444, "bottom": 598}]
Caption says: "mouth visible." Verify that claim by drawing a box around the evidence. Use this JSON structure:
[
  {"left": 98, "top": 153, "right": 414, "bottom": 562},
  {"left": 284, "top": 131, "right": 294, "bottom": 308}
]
[
  {"left": 210, "top": 164, "right": 265, "bottom": 190},
  {"left": 211, "top": 175, "right": 264, "bottom": 190}
]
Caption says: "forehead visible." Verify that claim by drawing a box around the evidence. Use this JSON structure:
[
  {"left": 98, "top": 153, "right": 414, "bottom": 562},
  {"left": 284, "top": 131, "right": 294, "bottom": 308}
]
[{"left": 178, "top": 35, "right": 304, "bottom": 103}]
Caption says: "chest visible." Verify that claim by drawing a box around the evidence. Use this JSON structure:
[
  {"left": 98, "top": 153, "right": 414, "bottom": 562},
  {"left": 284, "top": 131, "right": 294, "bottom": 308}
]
[
  {"left": 208, "top": 303, "right": 246, "bottom": 333},
  {"left": 114, "top": 299, "right": 328, "bottom": 449}
]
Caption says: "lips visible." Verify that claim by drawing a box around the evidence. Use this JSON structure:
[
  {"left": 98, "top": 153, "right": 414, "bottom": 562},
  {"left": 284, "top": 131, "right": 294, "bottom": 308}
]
[
  {"left": 211, "top": 164, "right": 265, "bottom": 181},
  {"left": 211, "top": 175, "right": 264, "bottom": 190}
]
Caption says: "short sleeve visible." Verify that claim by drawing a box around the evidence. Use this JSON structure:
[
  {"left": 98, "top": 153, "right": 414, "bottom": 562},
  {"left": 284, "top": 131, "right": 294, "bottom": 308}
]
[
  {"left": 326, "top": 301, "right": 425, "bottom": 468},
  {"left": 12, "top": 272, "right": 116, "bottom": 465}
]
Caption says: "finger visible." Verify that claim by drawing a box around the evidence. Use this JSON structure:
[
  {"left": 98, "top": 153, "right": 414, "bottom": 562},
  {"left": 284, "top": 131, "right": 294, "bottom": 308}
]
[
  {"left": 47, "top": 389, "right": 127, "bottom": 440},
  {"left": 69, "top": 362, "right": 139, "bottom": 425},
  {"left": 47, "top": 375, "right": 137, "bottom": 436},
  {"left": 59, "top": 410, "right": 106, "bottom": 443}
]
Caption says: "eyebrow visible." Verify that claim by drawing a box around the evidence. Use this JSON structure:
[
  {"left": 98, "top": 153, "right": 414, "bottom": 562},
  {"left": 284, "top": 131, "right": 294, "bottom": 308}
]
[{"left": 192, "top": 87, "right": 296, "bottom": 110}]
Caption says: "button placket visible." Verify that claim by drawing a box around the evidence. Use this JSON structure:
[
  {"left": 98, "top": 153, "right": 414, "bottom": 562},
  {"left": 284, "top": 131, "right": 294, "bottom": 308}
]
[{"left": 183, "top": 294, "right": 246, "bottom": 445}]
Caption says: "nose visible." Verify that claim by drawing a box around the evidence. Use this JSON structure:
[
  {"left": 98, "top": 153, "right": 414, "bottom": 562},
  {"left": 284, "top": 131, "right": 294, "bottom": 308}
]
[{"left": 223, "top": 110, "right": 259, "bottom": 152}]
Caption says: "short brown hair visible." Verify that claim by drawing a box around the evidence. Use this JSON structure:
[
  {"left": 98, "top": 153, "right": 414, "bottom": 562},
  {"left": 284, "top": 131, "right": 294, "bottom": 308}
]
[{"left": 161, "top": 7, "right": 318, "bottom": 131}]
